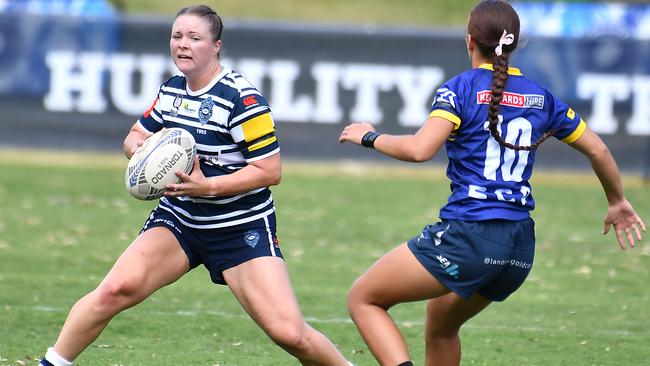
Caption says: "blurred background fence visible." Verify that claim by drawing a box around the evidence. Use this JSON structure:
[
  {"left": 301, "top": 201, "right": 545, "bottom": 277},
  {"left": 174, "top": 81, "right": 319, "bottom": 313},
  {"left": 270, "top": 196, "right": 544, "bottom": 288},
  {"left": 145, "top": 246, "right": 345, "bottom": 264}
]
[{"left": 0, "top": 0, "right": 648, "bottom": 176}]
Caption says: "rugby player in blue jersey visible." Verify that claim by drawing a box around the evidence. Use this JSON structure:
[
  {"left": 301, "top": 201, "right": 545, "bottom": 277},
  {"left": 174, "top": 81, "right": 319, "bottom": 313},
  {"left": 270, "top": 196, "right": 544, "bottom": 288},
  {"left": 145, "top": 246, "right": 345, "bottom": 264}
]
[
  {"left": 40, "top": 5, "right": 351, "bottom": 366},
  {"left": 339, "top": 1, "right": 645, "bottom": 365}
]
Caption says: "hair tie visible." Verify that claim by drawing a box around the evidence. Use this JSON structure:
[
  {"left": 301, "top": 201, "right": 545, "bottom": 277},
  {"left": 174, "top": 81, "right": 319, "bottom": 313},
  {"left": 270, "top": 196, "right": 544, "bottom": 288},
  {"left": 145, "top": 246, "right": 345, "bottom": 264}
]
[{"left": 495, "top": 30, "right": 515, "bottom": 56}]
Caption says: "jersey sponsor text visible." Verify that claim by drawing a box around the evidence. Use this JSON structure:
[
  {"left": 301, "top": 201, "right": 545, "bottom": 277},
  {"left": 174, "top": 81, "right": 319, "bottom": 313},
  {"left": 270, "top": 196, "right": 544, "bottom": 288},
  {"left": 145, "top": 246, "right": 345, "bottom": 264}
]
[{"left": 476, "top": 90, "right": 544, "bottom": 109}]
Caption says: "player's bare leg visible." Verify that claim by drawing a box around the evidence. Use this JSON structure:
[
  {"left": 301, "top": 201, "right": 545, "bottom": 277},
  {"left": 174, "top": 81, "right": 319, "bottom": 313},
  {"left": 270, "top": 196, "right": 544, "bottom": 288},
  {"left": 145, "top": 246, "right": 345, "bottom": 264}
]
[
  {"left": 51, "top": 227, "right": 189, "bottom": 361},
  {"left": 224, "top": 256, "right": 350, "bottom": 366},
  {"left": 347, "top": 243, "right": 450, "bottom": 366},
  {"left": 424, "top": 293, "right": 491, "bottom": 366}
]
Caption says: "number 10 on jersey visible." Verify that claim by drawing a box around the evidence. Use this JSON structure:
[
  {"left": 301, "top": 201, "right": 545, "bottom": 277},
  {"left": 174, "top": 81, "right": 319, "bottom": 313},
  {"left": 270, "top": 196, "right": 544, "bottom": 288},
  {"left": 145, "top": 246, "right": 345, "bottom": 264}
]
[{"left": 468, "top": 117, "right": 533, "bottom": 206}]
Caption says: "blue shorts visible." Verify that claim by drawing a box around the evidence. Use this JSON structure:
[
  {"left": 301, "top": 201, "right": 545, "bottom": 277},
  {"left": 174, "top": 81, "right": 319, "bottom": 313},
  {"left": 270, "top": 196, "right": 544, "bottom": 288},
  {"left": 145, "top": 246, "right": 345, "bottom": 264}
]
[
  {"left": 141, "top": 206, "right": 283, "bottom": 285},
  {"left": 407, "top": 219, "right": 535, "bottom": 302}
]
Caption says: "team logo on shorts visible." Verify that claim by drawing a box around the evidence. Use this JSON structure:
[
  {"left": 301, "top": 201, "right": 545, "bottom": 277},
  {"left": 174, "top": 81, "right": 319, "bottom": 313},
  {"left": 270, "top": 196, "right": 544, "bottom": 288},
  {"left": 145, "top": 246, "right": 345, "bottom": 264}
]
[
  {"left": 433, "top": 224, "right": 450, "bottom": 246},
  {"left": 244, "top": 230, "right": 260, "bottom": 248},
  {"left": 198, "top": 97, "right": 214, "bottom": 125},
  {"left": 436, "top": 254, "right": 460, "bottom": 278}
]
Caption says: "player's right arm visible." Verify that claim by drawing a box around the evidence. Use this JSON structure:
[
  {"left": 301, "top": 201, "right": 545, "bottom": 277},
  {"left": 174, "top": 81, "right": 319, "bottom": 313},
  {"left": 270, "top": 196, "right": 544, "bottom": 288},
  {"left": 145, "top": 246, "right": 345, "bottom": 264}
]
[
  {"left": 339, "top": 77, "right": 463, "bottom": 162},
  {"left": 569, "top": 127, "right": 646, "bottom": 249},
  {"left": 123, "top": 91, "right": 164, "bottom": 159},
  {"left": 338, "top": 117, "right": 454, "bottom": 162}
]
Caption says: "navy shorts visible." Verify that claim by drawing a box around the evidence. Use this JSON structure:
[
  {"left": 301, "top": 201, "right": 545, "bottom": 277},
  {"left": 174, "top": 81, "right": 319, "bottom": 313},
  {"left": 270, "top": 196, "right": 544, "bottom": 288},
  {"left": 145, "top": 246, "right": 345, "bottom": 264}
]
[
  {"left": 141, "top": 206, "right": 283, "bottom": 285},
  {"left": 407, "top": 219, "right": 535, "bottom": 301}
]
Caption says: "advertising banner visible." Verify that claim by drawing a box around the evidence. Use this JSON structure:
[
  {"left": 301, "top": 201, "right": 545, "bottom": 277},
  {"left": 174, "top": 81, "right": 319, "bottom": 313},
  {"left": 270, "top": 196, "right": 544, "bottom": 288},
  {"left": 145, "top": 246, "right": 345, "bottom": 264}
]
[{"left": 0, "top": 12, "right": 648, "bottom": 174}]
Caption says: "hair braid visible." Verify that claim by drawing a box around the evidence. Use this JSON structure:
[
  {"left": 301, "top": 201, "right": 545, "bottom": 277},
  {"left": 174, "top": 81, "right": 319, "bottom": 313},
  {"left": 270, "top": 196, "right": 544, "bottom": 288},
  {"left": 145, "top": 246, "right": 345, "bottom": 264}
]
[
  {"left": 487, "top": 54, "right": 555, "bottom": 151},
  {"left": 488, "top": 55, "right": 521, "bottom": 150},
  {"left": 471, "top": 0, "right": 555, "bottom": 151}
]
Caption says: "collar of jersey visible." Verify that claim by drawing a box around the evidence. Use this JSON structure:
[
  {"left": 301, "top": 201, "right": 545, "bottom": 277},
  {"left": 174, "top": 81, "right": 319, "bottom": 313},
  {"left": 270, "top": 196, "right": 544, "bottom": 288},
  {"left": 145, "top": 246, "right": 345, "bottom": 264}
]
[
  {"left": 186, "top": 65, "right": 230, "bottom": 96},
  {"left": 477, "top": 63, "right": 523, "bottom": 76}
]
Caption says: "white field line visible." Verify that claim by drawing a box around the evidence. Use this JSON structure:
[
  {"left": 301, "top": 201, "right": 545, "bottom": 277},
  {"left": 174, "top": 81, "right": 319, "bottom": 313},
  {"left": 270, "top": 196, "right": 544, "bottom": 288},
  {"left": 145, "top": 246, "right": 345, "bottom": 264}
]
[
  {"left": 0, "top": 148, "right": 646, "bottom": 187},
  {"left": 30, "top": 305, "right": 641, "bottom": 337}
]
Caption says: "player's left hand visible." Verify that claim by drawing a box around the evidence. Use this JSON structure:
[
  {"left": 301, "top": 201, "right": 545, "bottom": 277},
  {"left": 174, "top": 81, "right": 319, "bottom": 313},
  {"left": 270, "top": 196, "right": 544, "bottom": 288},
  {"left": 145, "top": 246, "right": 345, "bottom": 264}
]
[
  {"left": 339, "top": 122, "right": 375, "bottom": 145},
  {"left": 164, "top": 156, "right": 210, "bottom": 197},
  {"left": 603, "top": 198, "right": 646, "bottom": 249}
]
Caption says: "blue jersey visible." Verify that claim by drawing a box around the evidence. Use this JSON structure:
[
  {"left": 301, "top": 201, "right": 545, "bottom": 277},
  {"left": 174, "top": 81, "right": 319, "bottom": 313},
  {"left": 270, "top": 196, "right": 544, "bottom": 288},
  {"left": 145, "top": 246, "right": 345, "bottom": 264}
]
[
  {"left": 430, "top": 64, "right": 586, "bottom": 221},
  {"left": 137, "top": 66, "right": 280, "bottom": 229}
]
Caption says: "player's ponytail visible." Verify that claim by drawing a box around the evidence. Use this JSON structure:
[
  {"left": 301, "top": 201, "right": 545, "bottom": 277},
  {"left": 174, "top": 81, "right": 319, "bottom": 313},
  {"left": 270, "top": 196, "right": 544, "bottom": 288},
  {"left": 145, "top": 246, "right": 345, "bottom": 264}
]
[{"left": 469, "top": 0, "right": 554, "bottom": 151}]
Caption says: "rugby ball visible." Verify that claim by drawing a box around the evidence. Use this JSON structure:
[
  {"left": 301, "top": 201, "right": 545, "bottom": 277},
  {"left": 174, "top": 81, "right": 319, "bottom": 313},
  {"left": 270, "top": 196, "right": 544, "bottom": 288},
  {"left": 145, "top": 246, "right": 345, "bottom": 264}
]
[{"left": 125, "top": 128, "right": 196, "bottom": 200}]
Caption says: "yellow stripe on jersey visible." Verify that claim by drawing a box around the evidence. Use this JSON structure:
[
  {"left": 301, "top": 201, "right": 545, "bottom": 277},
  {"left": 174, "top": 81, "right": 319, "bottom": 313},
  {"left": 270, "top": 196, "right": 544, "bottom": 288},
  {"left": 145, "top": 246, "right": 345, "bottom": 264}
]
[
  {"left": 429, "top": 109, "right": 461, "bottom": 130},
  {"left": 242, "top": 112, "right": 275, "bottom": 142},
  {"left": 561, "top": 119, "right": 587, "bottom": 144},
  {"left": 249, "top": 136, "right": 278, "bottom": 152}
]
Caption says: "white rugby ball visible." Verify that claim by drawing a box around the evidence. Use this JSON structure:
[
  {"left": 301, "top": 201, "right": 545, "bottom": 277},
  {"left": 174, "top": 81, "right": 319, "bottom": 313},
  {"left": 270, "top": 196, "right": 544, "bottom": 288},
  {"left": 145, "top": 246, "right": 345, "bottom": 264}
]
[{"left": 125, "top": 128, "right": 196, "bottom": 200}]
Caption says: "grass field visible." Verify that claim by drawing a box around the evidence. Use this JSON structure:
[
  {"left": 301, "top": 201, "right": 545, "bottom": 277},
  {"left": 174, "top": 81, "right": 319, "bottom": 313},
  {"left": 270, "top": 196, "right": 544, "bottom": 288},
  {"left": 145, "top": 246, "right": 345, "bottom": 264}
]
[
  {"left": 112, "top": 0, "right": 476, "bottom": 28},
  {"left": 1, "top": 149, "right": 649, "bottom": 365}
]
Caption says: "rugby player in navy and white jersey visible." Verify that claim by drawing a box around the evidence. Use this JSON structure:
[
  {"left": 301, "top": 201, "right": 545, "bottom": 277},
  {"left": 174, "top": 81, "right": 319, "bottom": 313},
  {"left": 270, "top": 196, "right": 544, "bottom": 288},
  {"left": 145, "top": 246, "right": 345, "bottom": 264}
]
[
  {"left": 39, "top": 5, "right": 352, "bottom": 366},
  {"left": 339, "top": 1, "right": 645, "bottom": 365}
]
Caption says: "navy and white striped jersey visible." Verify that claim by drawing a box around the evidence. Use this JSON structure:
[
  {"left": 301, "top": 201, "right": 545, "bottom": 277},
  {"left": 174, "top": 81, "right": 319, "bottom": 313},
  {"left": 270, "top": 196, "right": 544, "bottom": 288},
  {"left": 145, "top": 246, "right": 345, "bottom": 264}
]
[
  {"left": 137, "top": 66, "right": 280, "bottom": 229},
  {"left": 430, "top": 64, "right": 586, "bottom": 221}
]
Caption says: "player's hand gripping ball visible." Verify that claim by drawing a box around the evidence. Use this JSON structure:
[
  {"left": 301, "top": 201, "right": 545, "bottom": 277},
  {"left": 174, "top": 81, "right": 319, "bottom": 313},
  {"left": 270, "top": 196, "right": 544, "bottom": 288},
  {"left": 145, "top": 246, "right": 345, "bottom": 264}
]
[{"left": 125, "top": 128, "right": 196, "bottom": 200}]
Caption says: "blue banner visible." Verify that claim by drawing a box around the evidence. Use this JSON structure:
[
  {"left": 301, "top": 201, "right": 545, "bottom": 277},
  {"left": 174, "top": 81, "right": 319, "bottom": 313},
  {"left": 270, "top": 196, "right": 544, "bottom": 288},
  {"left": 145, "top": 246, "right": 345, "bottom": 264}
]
[
  {"left": 515, "top": 2, "right": 650, "bottom": 40},
  {"left": 0, "top": 0, "right": 119, "bottom": 95}
]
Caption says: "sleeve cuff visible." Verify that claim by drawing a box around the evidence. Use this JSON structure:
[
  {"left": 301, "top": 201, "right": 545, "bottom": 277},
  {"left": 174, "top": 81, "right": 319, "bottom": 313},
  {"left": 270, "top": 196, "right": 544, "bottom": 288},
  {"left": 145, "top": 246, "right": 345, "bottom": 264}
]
[
  {"left": 429, "top": 109, "right": 461, "bottom": 130},
  {"left": 561, "top": 119, "right": 587, "bottom": 144}
]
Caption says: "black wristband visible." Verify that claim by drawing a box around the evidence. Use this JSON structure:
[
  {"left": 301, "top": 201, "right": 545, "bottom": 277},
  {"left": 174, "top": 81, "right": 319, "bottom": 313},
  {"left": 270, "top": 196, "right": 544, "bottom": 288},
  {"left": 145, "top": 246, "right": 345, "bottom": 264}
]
[{"left": 361, "top": 131, "right": 381, "bottom": 148}]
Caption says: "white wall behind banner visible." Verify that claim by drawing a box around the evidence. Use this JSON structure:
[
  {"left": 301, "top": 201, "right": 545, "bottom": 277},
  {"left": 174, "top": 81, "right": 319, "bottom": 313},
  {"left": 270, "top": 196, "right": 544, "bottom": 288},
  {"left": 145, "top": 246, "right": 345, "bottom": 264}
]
[{"left": 0, "top": 12, "right": 648, "bottom": 174}]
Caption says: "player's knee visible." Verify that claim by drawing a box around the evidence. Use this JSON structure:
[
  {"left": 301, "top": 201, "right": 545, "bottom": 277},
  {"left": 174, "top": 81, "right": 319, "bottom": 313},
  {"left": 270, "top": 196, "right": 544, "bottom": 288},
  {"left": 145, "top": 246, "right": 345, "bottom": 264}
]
[
  {"left": 347, "top": 284, "right": 363, "bottom": 316},
  {"left": 92, "top": 279, "right": 140, "bottom": 313},
  {"left": 347, "top": 277, "right": 368, "bottom": 307},
  {"left": 347, "top": 279, "right": 390, "bottom": 316},
  {"left": 266, "top": 322, "right": 309, "bottom": 352}
]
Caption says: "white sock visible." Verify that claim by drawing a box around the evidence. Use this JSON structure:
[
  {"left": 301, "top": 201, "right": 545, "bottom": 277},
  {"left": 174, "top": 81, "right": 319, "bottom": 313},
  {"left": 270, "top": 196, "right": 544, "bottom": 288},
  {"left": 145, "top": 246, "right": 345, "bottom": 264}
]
[{"left": 45, "top": 347, "right": 74, "bottom": 366}]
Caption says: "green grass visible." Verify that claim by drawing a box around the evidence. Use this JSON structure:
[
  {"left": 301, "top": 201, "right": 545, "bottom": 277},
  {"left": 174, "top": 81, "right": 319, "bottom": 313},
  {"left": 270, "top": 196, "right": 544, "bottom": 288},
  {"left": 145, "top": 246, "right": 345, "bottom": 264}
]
[
  {"left": 1, "top": 150, "right": 649, "bottom": 365},
  {"left": 111, "top": 0, "right": 650, "bottom": 29},
  {"left": 111, "top": 0, "right": 476, "bottom": 28}
]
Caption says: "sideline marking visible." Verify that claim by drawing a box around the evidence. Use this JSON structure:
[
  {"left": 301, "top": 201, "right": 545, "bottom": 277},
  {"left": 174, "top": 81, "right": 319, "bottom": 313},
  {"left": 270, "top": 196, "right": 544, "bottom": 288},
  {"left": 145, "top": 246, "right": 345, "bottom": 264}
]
[{"left": 30, "top": 305, "right": 640, "bottom": 337}]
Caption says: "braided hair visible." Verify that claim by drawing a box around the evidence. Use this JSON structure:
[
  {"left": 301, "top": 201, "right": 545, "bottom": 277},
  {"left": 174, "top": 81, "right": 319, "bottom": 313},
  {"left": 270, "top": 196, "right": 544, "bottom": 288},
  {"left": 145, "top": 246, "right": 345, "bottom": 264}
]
[{"left": 468, "top": 0, "right": 554, "bottom": 151}]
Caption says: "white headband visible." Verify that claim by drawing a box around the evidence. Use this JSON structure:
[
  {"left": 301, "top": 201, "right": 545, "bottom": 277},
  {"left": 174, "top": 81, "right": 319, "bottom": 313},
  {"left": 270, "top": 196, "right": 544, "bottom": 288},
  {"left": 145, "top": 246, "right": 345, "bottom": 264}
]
[{"left": 495, "top": 30, "right": 515, "bottom": 56}]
